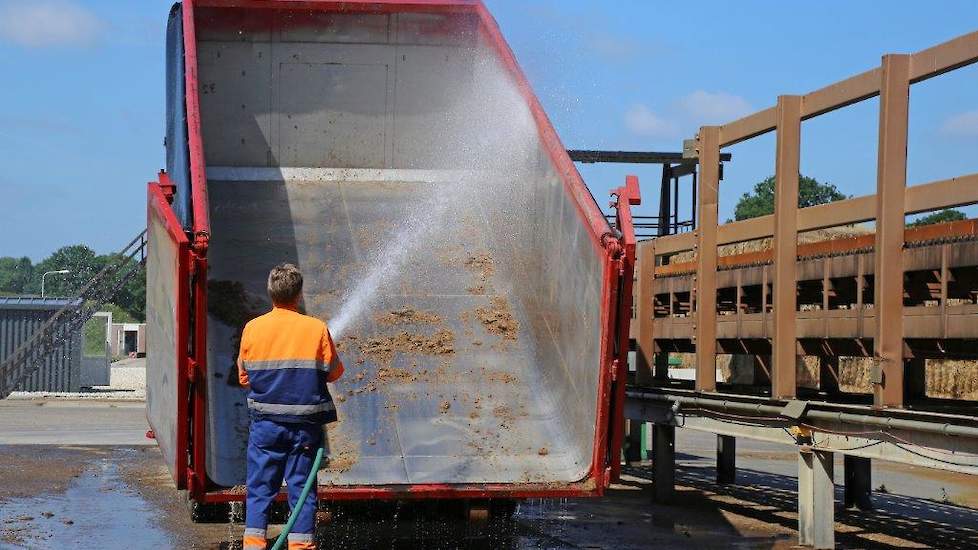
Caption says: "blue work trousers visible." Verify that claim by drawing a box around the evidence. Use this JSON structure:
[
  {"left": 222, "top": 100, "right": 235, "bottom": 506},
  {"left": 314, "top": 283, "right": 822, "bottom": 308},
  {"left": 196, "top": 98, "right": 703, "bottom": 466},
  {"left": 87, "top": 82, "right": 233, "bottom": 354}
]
[{"left": 245, "top": 418, "right": 321, "bottom": 545}]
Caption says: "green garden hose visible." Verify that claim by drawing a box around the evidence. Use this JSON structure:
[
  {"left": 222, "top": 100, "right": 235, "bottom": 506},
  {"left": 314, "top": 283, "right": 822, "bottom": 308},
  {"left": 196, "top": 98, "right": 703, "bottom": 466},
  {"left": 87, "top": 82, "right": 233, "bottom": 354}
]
[{"left": 270, "top": 446, "right": 324, "bottom": 550}]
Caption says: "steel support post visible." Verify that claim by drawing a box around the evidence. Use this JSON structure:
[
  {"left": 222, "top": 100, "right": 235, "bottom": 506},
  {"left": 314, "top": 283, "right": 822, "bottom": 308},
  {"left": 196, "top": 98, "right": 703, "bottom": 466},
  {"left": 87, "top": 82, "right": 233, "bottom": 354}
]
[
  {"left": 653, "top": 423, "right": 676, "bottom": 503},
  {"left": 819, "top": 356, "right": 840, "bottom": 395},
  {"left": 695, "top": 126, "right": 720, "bottom": 392},
  {"left": 844, "top": 455, "right": 873, "bottom": 511},
  {"left": 658, "top": 166, "right": 673, "bottom": 238},
  {"left": 772, "top": 95, "right": 801, "bottom": 399},
  {"left": 635, "top": 244, "right": 655, "bottom": 386},
  {"left": 874, "top": 54, "right": 910, "bottom": 408},
  {"left": 717, "top": 434, "right": 736, "bottom": 484},
  {"left": 905, "top": 357, "right": 927, "bottom": 402},
  {"left": 625, "top": 419, "right": 644, "bottom": 465},
  {"left": 654, "top": 350, "right": 670, "bottom": 382},
  {"left": 798, "top": 449, "right": 835, "bottom": 549}
]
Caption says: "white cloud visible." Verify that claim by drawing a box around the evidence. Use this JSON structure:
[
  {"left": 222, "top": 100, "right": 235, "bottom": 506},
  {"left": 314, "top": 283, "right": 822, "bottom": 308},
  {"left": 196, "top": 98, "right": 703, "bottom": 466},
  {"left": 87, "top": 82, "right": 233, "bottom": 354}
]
[
  {"left": 680, "top": 90, "right": 753, "bottom": 125},
  {"left": 940, "top": 110, "right": 978, "bottom": 137},
  {"left": 0, "top": 0, "right": 103, "bottom": 48},
  {"left": 624, "top": 104, "right": 678, "bottom": 138},
  {"left": 587, "top": 33, "right": 640, "bottom": 61}
]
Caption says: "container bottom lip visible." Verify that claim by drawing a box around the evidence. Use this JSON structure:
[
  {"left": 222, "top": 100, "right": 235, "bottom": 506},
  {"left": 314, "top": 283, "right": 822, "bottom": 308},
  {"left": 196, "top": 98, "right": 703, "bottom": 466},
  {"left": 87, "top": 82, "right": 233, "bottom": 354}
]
[{"left": 199, "top": 477, "right": 601, "bottom": 503}]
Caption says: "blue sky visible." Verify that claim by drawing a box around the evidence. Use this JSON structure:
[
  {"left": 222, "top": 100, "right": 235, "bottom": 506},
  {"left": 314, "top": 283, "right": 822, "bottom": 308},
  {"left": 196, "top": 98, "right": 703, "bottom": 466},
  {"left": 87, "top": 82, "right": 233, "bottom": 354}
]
[{"left": 1, "top": 0, "right": 976, "bottom": 260}]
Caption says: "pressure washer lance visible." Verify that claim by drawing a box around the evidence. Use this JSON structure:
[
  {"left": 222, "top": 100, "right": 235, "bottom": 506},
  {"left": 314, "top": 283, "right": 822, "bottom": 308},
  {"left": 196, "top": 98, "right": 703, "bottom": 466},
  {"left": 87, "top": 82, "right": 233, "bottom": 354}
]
[{"left": 270, "top": 446, "right": 325, "bottom": 550}]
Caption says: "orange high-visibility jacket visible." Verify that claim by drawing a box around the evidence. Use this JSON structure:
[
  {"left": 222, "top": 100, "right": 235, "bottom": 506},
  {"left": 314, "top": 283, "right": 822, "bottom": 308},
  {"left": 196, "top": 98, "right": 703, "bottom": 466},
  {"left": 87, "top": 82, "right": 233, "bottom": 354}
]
[{"left": 238, "top": 306, "right": 344, "bottom": 424}]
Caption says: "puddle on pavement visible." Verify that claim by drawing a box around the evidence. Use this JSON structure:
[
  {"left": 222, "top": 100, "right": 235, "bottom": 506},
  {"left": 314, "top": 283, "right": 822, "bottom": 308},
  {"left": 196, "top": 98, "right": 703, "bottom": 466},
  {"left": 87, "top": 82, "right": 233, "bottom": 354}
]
[{"left": 0, "top": 458, "right": 172, "bottom": 549}]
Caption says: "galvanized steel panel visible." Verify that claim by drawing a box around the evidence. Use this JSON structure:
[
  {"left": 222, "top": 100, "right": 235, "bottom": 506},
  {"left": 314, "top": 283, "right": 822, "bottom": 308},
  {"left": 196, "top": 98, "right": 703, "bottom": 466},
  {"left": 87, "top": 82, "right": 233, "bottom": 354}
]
[
  {"left": 204, "top": 171, "right": 601, "bottom": 487},
  {"left": 192, "top": 6, "right": 605, "bottom": 490},
  {"left": 0, "top": 298, "right": 81, "bottom": 392},
  {"left": 145, "top": 190, "right": 189, "bottom": 486}
]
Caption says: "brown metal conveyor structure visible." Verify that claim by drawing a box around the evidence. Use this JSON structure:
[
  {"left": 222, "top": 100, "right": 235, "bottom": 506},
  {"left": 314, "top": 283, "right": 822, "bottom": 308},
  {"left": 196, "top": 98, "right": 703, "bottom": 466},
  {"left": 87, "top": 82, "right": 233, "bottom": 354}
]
[{"left": 624, "top": 30, "right": 978, "bottom": 549}]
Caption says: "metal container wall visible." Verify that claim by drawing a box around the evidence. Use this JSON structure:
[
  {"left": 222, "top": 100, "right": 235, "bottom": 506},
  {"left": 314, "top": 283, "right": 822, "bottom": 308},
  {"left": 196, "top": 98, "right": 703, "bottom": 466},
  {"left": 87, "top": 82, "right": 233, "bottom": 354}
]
[
  {"left": 146, "top": 183, "right": 191, "bottom": 488},
  {"left": 148, "top": 0, "right": 620, "bottom": 500},
  {"left": 0, "top": 297, "right": 82, "bottom": 392},
  {"left": 194, "top": 5, "right": 608, "bottom": 488}
]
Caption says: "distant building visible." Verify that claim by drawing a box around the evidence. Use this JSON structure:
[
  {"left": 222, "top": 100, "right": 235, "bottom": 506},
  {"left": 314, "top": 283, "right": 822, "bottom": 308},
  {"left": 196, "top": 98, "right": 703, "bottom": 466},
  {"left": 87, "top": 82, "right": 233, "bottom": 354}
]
[{"left": 109, "top": 322, "right": 146, "bottom": 358}]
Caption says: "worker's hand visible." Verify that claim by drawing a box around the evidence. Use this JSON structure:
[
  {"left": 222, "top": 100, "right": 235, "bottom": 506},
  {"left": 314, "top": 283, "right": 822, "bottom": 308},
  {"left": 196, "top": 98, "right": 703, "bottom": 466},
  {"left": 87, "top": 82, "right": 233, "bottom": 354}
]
[
  {"left": 326, "top": 360, "right": 344, "bottom": 383},
  {"left": 236, "top": 358, "right": 250, "bottom": 388}
]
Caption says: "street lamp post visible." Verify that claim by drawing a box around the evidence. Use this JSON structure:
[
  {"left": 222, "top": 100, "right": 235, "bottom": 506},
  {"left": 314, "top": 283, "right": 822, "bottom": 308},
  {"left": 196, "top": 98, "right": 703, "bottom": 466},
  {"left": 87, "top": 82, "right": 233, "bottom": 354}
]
[{"left": 41, "top": 270, "right": 71, "bottom": 298}]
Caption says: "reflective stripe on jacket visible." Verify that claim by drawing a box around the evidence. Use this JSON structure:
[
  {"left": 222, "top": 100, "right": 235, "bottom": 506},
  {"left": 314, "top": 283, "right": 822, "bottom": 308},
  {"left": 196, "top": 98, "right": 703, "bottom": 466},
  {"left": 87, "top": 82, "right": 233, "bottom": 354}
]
[{"left": 238, "top": 306, "right": 344, "bottom": 424}]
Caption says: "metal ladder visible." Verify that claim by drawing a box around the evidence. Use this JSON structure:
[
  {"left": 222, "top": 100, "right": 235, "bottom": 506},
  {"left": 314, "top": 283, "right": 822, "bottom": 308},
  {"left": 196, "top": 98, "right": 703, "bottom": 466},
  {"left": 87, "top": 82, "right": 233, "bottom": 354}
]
[{"left": 0, "top": 230, "right": 148, "bottom": 398}]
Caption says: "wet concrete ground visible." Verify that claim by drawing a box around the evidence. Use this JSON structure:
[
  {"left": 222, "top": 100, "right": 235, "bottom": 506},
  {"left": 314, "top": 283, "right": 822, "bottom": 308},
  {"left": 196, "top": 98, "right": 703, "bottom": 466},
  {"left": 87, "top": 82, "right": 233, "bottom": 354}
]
[{"left": 2, "top": 400, "right": 978, "bottom": 549}]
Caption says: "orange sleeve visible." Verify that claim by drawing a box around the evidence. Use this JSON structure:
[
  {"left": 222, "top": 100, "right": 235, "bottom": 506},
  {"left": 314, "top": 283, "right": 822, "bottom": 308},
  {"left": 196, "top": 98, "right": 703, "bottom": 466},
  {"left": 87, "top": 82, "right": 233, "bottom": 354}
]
[{"left": 322, "top": 326, "right": 344, "bottom": 383}]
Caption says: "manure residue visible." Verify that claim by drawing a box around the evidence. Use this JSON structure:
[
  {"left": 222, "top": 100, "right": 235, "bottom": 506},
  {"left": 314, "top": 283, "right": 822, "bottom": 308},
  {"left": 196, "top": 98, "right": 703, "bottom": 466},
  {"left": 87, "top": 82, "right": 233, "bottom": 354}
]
[
  {"left": 324, "top": 420, "right": 358, "bottom": 473},
  {"left": 374, "top": 307, "right": 442, "bottom": 326},
  {"left": 475, "top": 296, "right": 519, "bottom": 341},
  {"left": 358, "top": 330, "right": 456, "bottom": 364}
]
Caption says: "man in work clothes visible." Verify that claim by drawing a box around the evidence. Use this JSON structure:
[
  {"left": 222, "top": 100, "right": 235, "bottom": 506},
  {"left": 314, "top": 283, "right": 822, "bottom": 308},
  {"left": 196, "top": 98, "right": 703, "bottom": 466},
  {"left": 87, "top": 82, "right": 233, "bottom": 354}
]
[{"left": 238, "top": 263, "right": 345, "bottom": 550}]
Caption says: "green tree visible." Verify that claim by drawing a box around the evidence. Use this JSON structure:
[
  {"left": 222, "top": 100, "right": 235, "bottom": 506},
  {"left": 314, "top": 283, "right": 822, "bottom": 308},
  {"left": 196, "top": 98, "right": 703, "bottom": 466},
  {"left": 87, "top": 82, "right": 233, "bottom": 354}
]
[
  {"left": 102, "top": 253, "right": 146, "bottom": 322},
  {"left": 0, "top": 256, "right": 33, "bottom": 294},
  {"left": 21, "top": 245, "right": 147, "bottom": 322},
  {"left": 908, "top": 209, "right": 967, "bottom": 227},
  {"left": 733, "top": 175, "right": 847, "bottom": 221},
  {"left": 27, "top": 245, "right": 104, "bottom": 297}
]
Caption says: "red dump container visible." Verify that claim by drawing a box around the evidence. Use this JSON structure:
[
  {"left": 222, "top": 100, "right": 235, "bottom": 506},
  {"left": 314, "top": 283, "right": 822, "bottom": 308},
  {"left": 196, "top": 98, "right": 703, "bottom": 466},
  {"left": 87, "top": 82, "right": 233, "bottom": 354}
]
[{"left": 146, "top": 0, "right": 637, "bottom": 510}]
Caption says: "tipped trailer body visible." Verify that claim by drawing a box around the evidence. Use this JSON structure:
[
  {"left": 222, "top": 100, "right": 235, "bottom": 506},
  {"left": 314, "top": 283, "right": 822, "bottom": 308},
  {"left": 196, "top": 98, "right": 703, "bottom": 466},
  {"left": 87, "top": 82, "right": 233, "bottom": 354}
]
[{"left": 147, "top": 0, "right": 638, "bottom": 507}]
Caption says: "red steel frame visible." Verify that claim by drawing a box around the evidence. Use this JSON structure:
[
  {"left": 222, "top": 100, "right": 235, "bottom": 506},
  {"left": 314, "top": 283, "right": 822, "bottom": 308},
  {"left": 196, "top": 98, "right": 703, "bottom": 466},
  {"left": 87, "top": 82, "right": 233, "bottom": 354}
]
[
  {"left": 607, "top": 176, "right": 641, "bottom": 482},
  {"left": 161, "top": 0, "right": 633, "bottom": 503}
]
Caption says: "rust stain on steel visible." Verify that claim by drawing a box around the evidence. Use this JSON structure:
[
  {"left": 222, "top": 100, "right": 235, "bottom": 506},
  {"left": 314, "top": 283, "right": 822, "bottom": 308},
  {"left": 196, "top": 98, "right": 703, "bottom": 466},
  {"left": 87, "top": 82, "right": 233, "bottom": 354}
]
[
  {"left": 772, "top": 95, "right": 801, "bottom": 399},
  {"left": 874, "top": 53, "right": 911, "bottom": 408},
  {"left": 695, "top": 126, "right": 720, "bottom": 392}
]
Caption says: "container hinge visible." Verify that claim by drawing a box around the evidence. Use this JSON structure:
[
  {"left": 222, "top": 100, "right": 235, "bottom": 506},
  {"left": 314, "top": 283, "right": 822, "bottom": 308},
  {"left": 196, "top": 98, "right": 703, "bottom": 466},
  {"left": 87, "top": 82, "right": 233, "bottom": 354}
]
[
  {"left": 187, "top": 358, "right": 200, "bottom": 383},
  {"left": 601, "top": 231, "right": 623, "bottom": 259},
  {"left": 610, "top": 358, "right": 620, "bottom": 382},
  {"left": 192, "top": 231, "right": 210, "bottom": 255}
]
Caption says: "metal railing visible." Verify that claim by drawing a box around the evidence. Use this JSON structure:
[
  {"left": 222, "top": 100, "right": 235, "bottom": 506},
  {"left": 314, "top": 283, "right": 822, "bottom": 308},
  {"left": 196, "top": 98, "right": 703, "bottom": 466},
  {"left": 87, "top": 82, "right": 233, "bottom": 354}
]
[
  {"left": 0, "top": 230, "right": 148, "bottom": 398},
  {"left": 634, "top": 29, "right": 978, "bottom": 409},
  {"left": 604, "top": 215, "right": 694, "bottom": 240}
]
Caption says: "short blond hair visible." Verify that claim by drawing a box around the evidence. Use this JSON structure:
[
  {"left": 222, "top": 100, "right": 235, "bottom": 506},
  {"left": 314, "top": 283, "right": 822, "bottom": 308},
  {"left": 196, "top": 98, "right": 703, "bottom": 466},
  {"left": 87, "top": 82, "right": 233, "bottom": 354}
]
[{"left": 267, "top": 263, "right": 303, "bottom": 305}]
